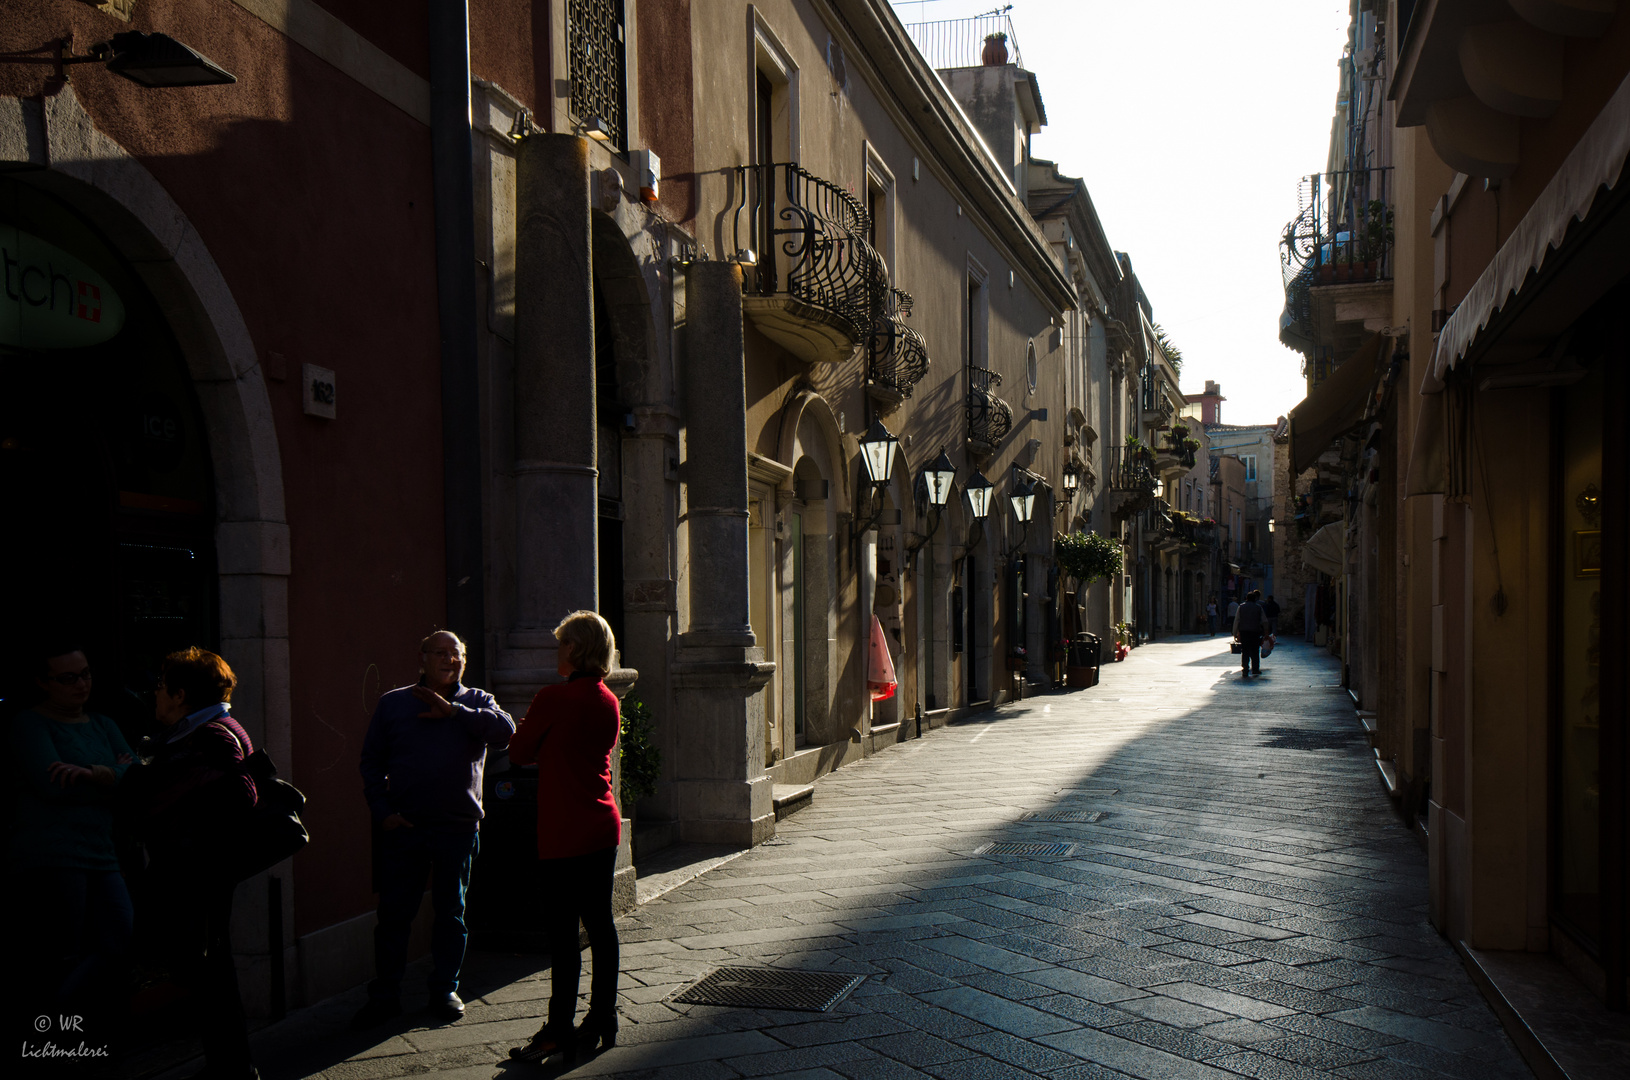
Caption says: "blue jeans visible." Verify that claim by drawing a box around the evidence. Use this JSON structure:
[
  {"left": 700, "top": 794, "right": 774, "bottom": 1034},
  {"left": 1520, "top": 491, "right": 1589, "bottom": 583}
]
[
  {"left": 372, "top": 827, "right": 480, "bottom": 998},
  {"left": 39, "top": 867, "right": 133, "bottom": 1006}
]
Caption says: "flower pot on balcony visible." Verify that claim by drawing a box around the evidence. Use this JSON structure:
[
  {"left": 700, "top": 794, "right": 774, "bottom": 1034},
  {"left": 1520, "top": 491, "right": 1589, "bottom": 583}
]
[{"left": 982, "top": 33, "right": 1009, "bottom": 66}]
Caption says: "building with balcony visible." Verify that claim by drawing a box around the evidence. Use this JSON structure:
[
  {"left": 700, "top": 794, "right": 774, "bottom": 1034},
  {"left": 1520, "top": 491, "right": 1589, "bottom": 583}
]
[{"left": 1275, "top": 0, "right": 1630, "bottom": 1051}]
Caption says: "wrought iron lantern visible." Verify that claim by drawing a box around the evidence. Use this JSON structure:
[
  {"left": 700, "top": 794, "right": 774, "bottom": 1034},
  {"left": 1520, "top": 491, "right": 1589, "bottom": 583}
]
[
  {"left": 922, "top": 451, "right": 958, "bottom": 507},
  {"left": 858, "top": 419, "right": 900, "bottom": 487},
  {"left": 1009, "top": 478, "right": 1036, "bottom": 524},
  {"left": 964, "top": 470, "right": 994, "bottom": 520}
]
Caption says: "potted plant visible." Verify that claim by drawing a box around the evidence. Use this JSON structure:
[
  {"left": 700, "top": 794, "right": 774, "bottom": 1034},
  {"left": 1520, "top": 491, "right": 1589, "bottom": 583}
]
[
  {"left": 981, "top": 32, "right": 1009, "bottom": 66},
  {"left": 1356, "top": 199, "right": 1393, "bottom": 279}
]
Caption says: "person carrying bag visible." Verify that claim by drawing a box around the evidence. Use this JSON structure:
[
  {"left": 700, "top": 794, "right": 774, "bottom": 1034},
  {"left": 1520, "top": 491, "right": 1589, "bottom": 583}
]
[{"left": 1232, "top": 590, "right": 1267, "bottom": 678}]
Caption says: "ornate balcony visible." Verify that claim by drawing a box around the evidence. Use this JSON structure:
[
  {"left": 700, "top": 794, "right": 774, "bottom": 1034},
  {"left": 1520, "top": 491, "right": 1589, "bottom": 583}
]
[
  {"left": 966, "top": 365, "right": 1013, "bottom": 454},
  {"left": 1105, "top": 443, "right": 1158, "bottom": 518},
  {"left": 735, "top": 162, "right": 887, "bottom": 364},
  {"left": 868, "top": 287, "right": 930, "bottom": 410},
  {"left": 1279, "top": 167, "right": 1394, "bottom": 355}
]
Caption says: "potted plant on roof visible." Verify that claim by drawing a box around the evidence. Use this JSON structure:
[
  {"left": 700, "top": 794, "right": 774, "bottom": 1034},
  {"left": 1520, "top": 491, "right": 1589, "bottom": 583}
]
[{"left": 981, "top": 32, "right": 1009, "bottom": 66}]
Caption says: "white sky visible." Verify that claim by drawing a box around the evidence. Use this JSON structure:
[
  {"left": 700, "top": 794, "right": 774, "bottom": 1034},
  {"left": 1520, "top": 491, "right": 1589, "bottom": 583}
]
[{"left": 893, "top": 0, "right": 1352, "bottom": 426}]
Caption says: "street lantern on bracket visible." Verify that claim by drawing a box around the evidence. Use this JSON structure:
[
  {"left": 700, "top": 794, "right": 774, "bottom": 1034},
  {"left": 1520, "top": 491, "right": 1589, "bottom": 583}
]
[
  {"left": 851, "top": 418, "right": 902, "bottom": 541},
  {"left": 906, "top": 450, "right": 958, "bottom": 560},
  {"left": 0, "top": 33, "right": 237, "bottom": 93},
  {"left": 1062, "top": 466, "right": 1080, "bottom": 497},
  {"left": 1008, "top": 476, "right": 1037, "bottom": 555},
  {"left": 963, "top": 469, "right": 993, "bottom": 549}
]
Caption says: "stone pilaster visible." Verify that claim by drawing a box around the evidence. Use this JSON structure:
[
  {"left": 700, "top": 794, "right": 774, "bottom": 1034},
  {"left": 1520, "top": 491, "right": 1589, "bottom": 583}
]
[{"left": 673, "top": 262, "right": 775, "bottom": 845}]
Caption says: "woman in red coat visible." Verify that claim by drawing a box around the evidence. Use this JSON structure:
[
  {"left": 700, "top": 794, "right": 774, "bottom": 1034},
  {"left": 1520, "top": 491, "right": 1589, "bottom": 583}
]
[{"left": 507, "top": 611, "right": 622, "bottom": 1064}]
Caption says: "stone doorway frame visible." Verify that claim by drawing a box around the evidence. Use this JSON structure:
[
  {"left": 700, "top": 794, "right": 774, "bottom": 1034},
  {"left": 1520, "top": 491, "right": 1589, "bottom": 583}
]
[{"left": 2, "top": 89, "right": 291, "bottom": 1012}]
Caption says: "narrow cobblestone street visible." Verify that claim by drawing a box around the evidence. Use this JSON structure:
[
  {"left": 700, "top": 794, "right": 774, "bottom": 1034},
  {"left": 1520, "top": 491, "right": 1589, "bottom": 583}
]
[{"left": 249, "top": 636, "right": 1531, "bottom": 1080}]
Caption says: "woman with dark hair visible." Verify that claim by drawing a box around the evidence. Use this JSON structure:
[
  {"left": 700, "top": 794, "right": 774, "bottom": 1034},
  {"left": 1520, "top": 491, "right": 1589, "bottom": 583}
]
[
  {"left": 10, "top": 644, "right": 135, "bottom": 1010},
  {"left": 125, "top": 646, "right": 259, "bottom": 1080}
]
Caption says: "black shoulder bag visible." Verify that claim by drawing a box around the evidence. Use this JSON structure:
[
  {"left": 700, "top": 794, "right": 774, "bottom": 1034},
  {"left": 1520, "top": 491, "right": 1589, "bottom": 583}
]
[{"left": 216, "top": 719, "right": 311, "bottom": 882}]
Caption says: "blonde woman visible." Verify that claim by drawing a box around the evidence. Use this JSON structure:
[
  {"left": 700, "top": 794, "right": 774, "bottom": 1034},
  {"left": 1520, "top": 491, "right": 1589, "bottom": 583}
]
[{"left": 507, "top": 611, "right": 622, "bottom": 1064}]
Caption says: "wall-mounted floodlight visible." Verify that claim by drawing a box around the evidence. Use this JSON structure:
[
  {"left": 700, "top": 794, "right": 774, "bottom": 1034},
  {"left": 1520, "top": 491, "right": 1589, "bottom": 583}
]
[{"left": 104, "top": 32, "right": 236, "bottom": 87}]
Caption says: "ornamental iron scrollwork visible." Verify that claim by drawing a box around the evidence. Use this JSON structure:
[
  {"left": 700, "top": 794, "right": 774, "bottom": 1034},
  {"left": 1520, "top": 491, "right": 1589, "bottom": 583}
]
[
  {"left": 734, "top": 162, "right": 887, "bottom": 349},
  {"left": 967, "top": 365, "right": 1014, "bottom": 447},
  {"left": 870, "top": 287, "right": 930, "bottom": 398},
  {"left": 566, "top": 0, "right": 627, "bottom": 150}
]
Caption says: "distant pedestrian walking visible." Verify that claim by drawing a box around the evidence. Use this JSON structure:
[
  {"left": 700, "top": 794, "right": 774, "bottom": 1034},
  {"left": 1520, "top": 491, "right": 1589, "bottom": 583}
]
[
  {"left": 1233, "top": 590, "right": 1266, "bottom": 677},
  {"left": 1264, "top": 595, "right": 1281, "bottom": 636},
  {"left": 508, "top": 611, "right": 624, "bottom": 1066},
  {"left": 1206, "top": 601, "right": 1218, "bottom": 636},
  {"left": 353, "top": 631, "right": 514, "bottom": 1028}
]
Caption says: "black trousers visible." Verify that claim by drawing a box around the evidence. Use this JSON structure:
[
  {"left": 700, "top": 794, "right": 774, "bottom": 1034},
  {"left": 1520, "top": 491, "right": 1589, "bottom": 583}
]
[
  {"left": 541, "top": 846, "right": 620, "bottom": 1033},
  {"left": 1240, "top": 631, "right": 1263, "bottom": 673},
  {"left": 148, "top": 865, "right": 251, "bottom": 1075}
]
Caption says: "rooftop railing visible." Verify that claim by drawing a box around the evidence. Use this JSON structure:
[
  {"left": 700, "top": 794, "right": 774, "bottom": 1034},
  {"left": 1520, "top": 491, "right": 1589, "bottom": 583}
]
[{"left": 903, "top": 10, "right": 1024, "bottom": 70}]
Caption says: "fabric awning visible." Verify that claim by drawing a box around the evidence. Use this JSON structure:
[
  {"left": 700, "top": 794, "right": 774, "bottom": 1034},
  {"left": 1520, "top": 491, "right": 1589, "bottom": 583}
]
[
  {"left": 1288, "top": 334, "right": 1389, "bottom": 475},
  {"left": 1424, "top": 67, "right": 1630, "bottom": 392},
  {"left": 1301, "top": 522, "right": 1345, "bottom": 578}
]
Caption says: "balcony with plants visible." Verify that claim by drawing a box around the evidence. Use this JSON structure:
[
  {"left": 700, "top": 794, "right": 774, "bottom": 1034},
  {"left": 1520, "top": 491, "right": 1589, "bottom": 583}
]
[
  {"left": 1154, "top": 422, "right": 1201, "bottom": 476},
  {"left": 1105, "top": 438, "right": 1159, "bottom": 518},
  {"left": 734, "top": 162, "right": 887, "bottom": 365},
  {"left": 867, "top": 287, "right": 930, "bottom": 410},
  {"left": 967, "top": 364, "right": 1014, "bottom": 455},
  {"left": 1279, "top": 167, "right": 1394, "bottom": 352}
]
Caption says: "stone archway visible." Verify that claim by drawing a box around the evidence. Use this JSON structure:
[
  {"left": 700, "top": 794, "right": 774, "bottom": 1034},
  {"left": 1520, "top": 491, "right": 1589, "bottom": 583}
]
[{"left": 2, "top": 89, "right": 290, "bottom": 1009}]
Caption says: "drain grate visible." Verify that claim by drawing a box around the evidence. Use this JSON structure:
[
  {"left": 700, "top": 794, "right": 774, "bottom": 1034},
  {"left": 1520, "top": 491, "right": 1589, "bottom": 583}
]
[
  {"left": 975, "top": 841, "right": 1077, "bottom": 856},
  {"left": 1259, "top": 725, "right": 1364, "bottom": 751},
  {"left": 671, "top": 967, "right": 864, "bottom": 1012},
  {"left": 1021, "top": 810, "right": 1107, "bottom": 823}
]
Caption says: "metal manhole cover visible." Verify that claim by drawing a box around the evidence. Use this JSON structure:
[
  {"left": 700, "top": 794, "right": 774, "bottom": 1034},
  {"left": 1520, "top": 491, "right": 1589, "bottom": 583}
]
[
  {"left": 671, "top": 967, "right": 863, "bottom": 1012},
  {"left": 1259, "top": 726, "right": 1364, "bottom": 750},
  {"left": 1021, "top": 810, "right": 1107, "bottom": 823},
  {"left": 974, "top": 841, "right": 1077, "bottom": 856}
]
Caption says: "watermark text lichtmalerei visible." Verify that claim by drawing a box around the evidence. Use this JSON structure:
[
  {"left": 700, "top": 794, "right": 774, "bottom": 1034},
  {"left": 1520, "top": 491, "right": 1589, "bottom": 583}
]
[{"left": 22, "top": 1015, "right": 110, "bottom": 1059}]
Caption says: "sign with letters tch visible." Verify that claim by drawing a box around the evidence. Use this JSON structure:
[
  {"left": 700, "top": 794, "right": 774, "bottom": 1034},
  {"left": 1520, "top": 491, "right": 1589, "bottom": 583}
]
[{"left": 1, "top": 228, "right": 126, "bottom": 348}]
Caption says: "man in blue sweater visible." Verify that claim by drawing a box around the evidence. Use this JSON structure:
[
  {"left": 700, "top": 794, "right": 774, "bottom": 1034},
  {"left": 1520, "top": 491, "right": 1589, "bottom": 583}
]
[{"left": 353, "top": 631, "right": 514, "bottom": 1027}]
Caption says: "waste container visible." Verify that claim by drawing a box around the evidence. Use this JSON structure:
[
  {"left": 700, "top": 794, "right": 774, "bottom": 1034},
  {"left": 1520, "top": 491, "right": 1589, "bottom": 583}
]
[
  {"left": 1066, "top": 633, "right": 1101, "bottom": 688},
  {"left": 465, "top": 756, "right": 551, "bottom": 951}
]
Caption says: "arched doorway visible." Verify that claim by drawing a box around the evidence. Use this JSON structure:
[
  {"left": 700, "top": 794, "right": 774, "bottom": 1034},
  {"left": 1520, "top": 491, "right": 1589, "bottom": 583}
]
[{"left": 2, "top": 176, "right": 218, "bottom": 724}]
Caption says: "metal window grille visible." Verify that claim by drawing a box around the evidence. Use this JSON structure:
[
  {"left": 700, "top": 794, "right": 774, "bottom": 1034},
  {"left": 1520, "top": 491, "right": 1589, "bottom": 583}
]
[{"left": 567, "top": 0, "right": 627, "bottom": 151}]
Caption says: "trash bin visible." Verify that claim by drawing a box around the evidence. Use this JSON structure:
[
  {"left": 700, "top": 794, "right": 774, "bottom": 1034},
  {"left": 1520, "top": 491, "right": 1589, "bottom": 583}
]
[
  {"left": 1066, "top": 633, "right": 1101, "bottom": 688},
  {"left": 464, "top": 758, "right": 551, "bottom": 952}
]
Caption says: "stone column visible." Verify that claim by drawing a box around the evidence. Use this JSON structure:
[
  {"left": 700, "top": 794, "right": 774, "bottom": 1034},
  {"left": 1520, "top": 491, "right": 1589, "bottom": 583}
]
[
  {"left": 673, "top": 262, "right": 775, "bottom": 845},
  {"left": 497, "top": 132, "right": 636, "bottom": 908}
]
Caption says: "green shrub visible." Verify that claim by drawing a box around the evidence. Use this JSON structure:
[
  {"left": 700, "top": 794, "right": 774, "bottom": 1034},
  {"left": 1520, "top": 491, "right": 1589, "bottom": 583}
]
[
  {"left": 619, "top": 696, "right": 662, "bottom": 810},
  {"left": 1054, "top": 530, "right": 1124, "bottom": 586}
]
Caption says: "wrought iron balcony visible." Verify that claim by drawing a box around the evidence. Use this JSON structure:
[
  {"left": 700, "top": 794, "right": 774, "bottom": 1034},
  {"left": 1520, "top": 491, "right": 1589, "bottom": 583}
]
[
  {"left": 868, "top": 287, "right": 930, "bottom": 407},
  {"left": 1279, "top": 167, "right": 1394, "bottom": 351},
  {"left": 734, "top": 161, "right": 887, "bottom": 365},
  {"left": 1105, "top": 443, "right": 1159, "bottom": 518},
  {"left": 966, "top": 365, "right": 1013, "bottom": 451}
]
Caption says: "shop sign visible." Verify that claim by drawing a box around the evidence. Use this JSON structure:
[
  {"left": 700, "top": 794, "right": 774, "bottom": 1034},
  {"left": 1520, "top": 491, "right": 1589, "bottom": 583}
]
[{"left": 1, "top": 228, "right": 126, "bottom": 348}]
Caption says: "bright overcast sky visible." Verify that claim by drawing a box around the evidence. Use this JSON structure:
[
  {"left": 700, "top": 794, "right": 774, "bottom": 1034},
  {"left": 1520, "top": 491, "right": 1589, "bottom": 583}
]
[{"left": 893, "top": 0, "right": 1351, "bottom": 425}]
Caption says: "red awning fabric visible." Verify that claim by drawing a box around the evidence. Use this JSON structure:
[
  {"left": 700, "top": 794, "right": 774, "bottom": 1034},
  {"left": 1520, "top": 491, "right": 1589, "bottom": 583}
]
[{"left": 1289, "top": 334, "right": 1390, "bottom": 475}]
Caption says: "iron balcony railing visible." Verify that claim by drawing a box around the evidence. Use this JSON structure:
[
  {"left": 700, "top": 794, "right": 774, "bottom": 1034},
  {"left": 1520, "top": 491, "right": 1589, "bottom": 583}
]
[
  {"left": 904, "top": 11, "right": 1024, "bottom": 69},
  {"left": 967, "top": 365, "right": 1013, "bottom": 447},
  {"left": 1280, "top": 167, "right": 1394, "bottom": 349},
  {"left": 869, "top": 287, "right": 930, "bottom": 398},
  {"left": 734, "top": 162, "right": 887, "bottom": 349},
  {"left": 1107, "top": 444, "right": 1159, "bottom": 496}
]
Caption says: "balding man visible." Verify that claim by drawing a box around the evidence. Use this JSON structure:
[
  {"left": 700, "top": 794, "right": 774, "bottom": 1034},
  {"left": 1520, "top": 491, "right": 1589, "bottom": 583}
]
[{"left": 353, "top": 631, "right": 514, "bottom": 1027}]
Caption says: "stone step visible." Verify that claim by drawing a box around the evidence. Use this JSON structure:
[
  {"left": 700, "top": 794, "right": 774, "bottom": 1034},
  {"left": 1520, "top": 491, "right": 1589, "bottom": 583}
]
[{"left": 772, "top": 783, "right": 814, "bottom": 820}]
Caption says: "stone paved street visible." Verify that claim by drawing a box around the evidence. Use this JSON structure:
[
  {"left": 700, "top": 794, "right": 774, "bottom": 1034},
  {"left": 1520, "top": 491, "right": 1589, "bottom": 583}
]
[{"left": 245, "top": 636, "right": 1532, "bottom": 1080}]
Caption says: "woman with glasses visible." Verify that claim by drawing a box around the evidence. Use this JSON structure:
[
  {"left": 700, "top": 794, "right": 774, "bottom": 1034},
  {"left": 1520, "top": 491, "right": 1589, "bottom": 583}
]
[{"left": 10, "top": 645, "right": 136, "bottom": 1011}]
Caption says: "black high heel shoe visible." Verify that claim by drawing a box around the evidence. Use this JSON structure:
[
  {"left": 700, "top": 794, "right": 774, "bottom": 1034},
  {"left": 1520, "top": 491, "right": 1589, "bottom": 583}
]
[
  {"left": 508, "top": 1024, "right": 576, "bottom": 1064},
  {"left": 575, "top": 1010, "right": 618, "bottom": 1053}
]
